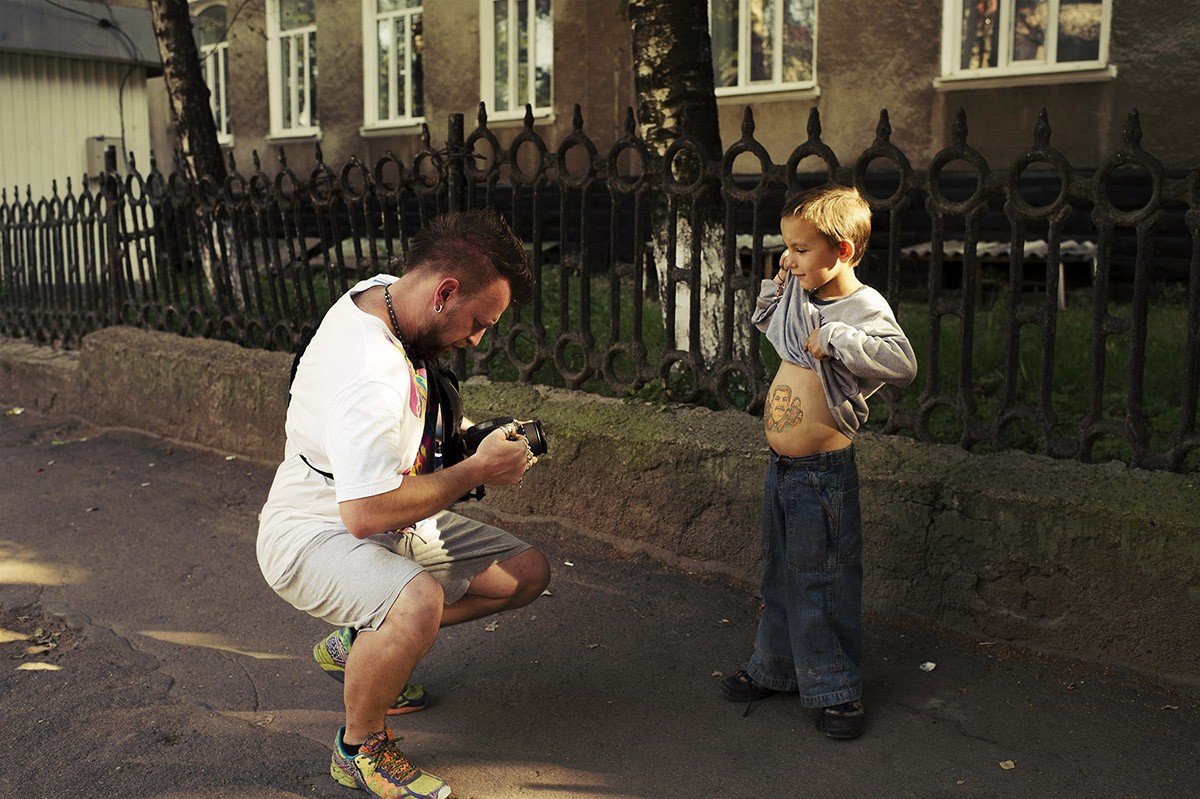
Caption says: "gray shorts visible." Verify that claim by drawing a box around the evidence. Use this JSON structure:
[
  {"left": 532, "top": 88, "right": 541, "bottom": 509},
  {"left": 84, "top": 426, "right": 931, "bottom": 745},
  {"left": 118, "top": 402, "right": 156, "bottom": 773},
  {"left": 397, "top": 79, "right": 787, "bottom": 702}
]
[{"left": 268, "top": 510, "right": 531, "bottom": 631}]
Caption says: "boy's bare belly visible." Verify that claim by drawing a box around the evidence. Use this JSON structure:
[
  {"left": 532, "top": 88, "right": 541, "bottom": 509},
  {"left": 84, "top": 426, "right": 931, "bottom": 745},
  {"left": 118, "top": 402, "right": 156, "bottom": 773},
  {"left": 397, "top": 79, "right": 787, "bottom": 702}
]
[{"left": 765, "top": 360, "right": 852, "bottom": 456}]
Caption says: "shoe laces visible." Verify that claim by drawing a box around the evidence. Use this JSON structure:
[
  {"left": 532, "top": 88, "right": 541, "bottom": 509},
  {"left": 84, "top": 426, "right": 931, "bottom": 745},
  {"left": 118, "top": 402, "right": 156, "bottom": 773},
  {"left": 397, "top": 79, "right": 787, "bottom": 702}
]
[{"left": 361, "top": 731, "right": 417, "bottom": 781}]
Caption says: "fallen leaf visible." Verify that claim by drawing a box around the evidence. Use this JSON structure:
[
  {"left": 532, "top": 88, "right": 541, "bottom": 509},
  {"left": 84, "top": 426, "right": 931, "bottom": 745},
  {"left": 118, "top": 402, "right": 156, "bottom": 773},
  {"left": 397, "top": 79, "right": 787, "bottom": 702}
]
[
  {"left": 50, "top": 440, "right": 65, "bottom": 447},
  {"left": 23, "top": 643, "right": 55, "bottom": 656},
  {"left": 484, "top": 621, "right": 499, "bottom": 632},
  {"left": 16, "top": 662, "right": 61, "bottom": 671},
  {"left": 5, "top": 407, "right": 24, "bottom": 416},
  {"left": 540, "top": 589, "right": 553, "bottom": 596},
  {"left": 0, "top": 629, "right": 30, "bottom": 644},
  {"left": 563, "top": 560, "right": 575, "bottom": 567},
  {"left": 85, "top": 507, "right": 99, "bottom": 512},
  {"left": 1163, "top": 704, "right": 1179, "bottom": 711},
  {"left": 225, "top": 455, "right": 236, "bottom": 461},
  {"left": 999, "top": 760, "right": 1015, "bottom": 770},
  {"left": 719, "top": 618, "right": 731, "bottom": 624},
  {"left": 711, "top": 670, "right": 724, "bottom": 677},
  {"left": 920, "top": 661, "right": 937, "bottom": 672}
]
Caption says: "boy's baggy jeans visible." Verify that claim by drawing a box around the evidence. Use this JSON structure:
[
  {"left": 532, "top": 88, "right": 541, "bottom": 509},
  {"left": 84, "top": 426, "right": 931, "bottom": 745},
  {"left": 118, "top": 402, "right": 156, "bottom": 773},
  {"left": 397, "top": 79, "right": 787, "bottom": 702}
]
[{"left": 746, "top": 445, "right": 863, "bottom": 708}]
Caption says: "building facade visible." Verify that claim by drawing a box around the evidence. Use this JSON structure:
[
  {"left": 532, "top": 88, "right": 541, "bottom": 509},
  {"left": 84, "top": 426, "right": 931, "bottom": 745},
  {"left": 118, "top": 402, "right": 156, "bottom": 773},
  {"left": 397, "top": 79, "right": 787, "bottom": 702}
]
[{"left": 99, "top": 0, "right": 1200, "bottom": 185}]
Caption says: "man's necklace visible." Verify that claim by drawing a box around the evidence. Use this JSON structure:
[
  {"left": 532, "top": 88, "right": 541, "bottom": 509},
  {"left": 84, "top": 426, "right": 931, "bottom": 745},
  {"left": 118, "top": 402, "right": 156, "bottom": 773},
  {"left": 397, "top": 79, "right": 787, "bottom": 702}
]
[{"left": 383, "top": 283, "right": 404, "bottom": 346}]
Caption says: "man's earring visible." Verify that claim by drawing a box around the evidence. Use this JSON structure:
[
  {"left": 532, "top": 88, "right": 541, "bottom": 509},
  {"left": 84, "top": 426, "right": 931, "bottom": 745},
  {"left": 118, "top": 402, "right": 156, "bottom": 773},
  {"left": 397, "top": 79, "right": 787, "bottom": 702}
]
[{"left": 434, "top": 304, "right": 443, "bottom": 314}]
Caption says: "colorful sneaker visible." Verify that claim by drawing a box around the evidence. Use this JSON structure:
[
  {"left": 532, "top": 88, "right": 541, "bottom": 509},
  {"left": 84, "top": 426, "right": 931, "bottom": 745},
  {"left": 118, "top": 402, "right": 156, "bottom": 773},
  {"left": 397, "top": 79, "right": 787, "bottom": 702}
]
[
  {"left": 330, "top": 727, "right": 451, "bottom": 799},
  {"left": 314, "top": 627, "right": 429, "bottom": 715}
]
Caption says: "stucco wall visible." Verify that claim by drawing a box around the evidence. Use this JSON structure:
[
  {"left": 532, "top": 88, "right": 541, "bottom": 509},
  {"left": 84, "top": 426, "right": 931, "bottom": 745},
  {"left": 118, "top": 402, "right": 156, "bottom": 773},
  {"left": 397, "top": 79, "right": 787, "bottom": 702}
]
[{"left": 2, "top": 327, "right": 1197, "bottom": 684}]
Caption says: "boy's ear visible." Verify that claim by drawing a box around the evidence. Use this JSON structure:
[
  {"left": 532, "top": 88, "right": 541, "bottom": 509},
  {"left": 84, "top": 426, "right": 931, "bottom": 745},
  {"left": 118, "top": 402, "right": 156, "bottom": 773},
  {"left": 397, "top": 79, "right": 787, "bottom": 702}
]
[{"left": 838, "top": 239, "right": 855, "bottom": 262}]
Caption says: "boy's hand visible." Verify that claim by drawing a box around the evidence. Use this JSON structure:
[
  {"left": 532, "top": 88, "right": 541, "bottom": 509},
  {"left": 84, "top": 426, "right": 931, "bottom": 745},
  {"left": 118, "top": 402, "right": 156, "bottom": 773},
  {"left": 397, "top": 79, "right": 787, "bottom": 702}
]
[{"left": 805, "top": 327, "right": 829, "bottom": 360}]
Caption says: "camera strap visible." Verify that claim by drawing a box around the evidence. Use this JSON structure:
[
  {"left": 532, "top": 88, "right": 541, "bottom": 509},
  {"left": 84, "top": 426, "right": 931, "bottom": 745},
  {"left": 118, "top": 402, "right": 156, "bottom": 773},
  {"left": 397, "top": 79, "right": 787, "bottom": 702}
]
[{"left": 427, "top": 364, "right": 485, "bottom": 501}]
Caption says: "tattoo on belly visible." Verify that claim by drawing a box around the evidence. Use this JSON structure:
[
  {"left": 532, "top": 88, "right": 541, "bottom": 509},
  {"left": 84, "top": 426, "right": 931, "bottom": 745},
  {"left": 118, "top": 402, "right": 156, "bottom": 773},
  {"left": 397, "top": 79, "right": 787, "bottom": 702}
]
[{"left": 765, "top": 385, "right": 804, "bottom": 431}]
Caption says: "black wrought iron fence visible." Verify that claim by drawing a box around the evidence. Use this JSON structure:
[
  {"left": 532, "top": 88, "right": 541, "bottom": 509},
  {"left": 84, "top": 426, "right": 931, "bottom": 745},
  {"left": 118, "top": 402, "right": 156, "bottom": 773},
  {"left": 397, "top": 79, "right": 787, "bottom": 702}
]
[{"left": 1, "top": 105, "right": 1197, "bottom": 472}]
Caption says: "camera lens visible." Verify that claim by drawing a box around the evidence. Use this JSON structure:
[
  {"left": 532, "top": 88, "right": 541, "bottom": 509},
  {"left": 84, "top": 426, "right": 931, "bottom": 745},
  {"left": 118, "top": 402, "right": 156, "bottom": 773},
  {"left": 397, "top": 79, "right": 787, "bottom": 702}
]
[{"left": 521, "top": 420, "right": 548, "bottom": 457}]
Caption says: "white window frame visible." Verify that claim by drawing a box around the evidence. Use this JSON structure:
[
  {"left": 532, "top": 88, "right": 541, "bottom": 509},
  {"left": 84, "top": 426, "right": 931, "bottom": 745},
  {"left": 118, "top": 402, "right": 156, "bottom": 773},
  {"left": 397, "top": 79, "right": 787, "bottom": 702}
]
[
  {"left": 192, "top": 1, "right": 232, "bottom": 145},
  {"left": 266, "top": 0, "right": 319, "bottom": 138},
  {"left": 937, "top": 0, "right": 1116, "bottom": 90},
  {"left": 708, "top": 0, "right": 818, "bottom": 99},
  {"left": 362, "top": 0, "right": 425, "bottom": 131},
  {"left": 479, "top": 0, "right": 554, "bottom": 122}
]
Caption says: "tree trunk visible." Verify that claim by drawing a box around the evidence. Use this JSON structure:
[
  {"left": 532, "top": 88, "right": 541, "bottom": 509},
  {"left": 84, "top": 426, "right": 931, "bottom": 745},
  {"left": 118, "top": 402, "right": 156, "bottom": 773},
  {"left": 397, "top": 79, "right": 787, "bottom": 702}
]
[
  {"left": 148, "top": 0, "right": 242, "bottom": 309},
  {"left": 627, "top": 0, "right": 751, "bottom": 369}
]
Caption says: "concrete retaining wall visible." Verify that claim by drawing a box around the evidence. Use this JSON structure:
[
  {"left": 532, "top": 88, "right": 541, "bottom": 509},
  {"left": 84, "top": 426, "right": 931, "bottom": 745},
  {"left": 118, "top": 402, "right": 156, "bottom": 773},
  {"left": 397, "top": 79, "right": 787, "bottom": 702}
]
[{"left": 2, "top": 328, "right": 1198, "bottom": 683}]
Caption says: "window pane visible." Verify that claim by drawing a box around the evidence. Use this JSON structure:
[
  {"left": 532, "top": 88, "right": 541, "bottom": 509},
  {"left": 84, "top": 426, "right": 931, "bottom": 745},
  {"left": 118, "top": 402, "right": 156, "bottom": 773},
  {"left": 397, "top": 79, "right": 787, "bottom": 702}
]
[
  {"left": 534, "top": 0, "right": 551, "bottom": 108},
  {"left": 748, "top": 0, "right": 774, "bottom": 82},
  {"left": 378, "top": 20, "right": 391, "bottom": 119},
  {"left": 710, "top": 0, "right": 738, "bottom": 87},
  {"left": 494, "top": 0, "right": 510, "bottom": 111},
  {"left": 1012, "top": 0, "right": 1046, "bottom": 62},
  {"left": 280, "top": 0, "right": 315, "bottom": 30},
  {"left": 517, "top": 0, "right": 529, "bottom": 107},
  {"left": 219, "top": 50, "right": 230, "bottom": 134},
  {"left": 395, "top": 18, "right": 408, "bottom": 117},
  {"left": 308, "top": 33, "right": 318, "bottom": 126},
  {"left": 1057, "top": 0, "right": 1102, "bottom": 62},
  {"left": 782, "top": 0, "right": 813, "bottom": 83},
  {"left": 378, "top": 0, "right": 421, "bottom": 10},
  {"left": 411, "top": 14, "right": 424, "bottom": 116},
  {"left": 196, "top": 5, "right": 226, "bottom": 47},
  {"left": 961, "top": 0, "right": 999, "bottom": 69},
  {"left": 281, "top": 37, "right": 293, "bottom": 128}
]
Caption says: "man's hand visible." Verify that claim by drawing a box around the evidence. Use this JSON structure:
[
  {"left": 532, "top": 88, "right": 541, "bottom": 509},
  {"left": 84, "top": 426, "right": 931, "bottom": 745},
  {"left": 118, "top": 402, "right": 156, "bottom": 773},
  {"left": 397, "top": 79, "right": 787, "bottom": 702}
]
[{"left": 472, "top": 426, "right": 535, "bottom": 486}]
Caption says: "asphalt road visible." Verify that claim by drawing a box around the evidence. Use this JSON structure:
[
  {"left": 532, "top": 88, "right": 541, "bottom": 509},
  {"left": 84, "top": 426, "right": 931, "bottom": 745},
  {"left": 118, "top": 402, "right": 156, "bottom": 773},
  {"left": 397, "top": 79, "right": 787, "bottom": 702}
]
[{"left": 1, "top": 407, "right": 1197, "bottom": 799}]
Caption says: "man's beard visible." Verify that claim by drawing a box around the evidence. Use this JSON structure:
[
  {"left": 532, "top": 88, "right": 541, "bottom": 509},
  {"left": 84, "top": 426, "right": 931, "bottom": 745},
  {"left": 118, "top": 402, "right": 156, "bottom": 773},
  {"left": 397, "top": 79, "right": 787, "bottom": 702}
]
[{"left": 404, "top": 316, "right": 467, "bottom": 362}]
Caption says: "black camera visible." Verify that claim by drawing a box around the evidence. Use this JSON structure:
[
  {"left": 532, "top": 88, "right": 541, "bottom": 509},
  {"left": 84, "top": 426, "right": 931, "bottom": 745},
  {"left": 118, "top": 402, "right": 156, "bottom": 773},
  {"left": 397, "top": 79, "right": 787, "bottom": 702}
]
[{"left": 461, "top": 417, "right": 548, "bottom": 458}]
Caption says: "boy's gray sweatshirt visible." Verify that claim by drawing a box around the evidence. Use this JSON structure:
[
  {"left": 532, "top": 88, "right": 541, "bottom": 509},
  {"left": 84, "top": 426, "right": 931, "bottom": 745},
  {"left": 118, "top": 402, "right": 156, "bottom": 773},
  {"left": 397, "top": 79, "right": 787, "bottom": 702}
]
[{"left": 753, "top": 278, "right": 917, "bottom": 437}]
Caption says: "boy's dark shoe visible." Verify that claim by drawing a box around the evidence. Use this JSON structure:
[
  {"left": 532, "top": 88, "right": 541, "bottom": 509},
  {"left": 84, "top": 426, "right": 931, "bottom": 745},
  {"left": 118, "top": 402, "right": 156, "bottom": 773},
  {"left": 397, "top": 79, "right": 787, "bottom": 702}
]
[
  {"left": 719, "top": 670, "right": 778, "bottom": 702},
  {"left": 816, "top": 700, "right": 865, "bottom": 739}
]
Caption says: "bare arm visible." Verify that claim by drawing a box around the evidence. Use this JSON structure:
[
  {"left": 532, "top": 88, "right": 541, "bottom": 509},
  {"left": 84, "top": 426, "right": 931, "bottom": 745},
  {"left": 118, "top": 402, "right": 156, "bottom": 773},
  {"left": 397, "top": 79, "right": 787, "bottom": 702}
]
[{"left": 339, "top": 429, "right": 529, "bottom": 538}]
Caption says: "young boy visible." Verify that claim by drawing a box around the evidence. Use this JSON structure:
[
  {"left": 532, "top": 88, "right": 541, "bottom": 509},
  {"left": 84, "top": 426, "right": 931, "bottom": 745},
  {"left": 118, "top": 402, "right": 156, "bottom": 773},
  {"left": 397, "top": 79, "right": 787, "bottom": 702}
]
[{"left": 721, "top": 184, "right": 916, "bottom": 739}]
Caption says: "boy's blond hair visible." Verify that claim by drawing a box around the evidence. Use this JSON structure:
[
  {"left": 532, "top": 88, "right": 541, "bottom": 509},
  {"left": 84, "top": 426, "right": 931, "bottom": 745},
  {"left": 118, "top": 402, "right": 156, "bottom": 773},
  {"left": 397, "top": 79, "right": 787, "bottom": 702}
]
[{"left": 780, "top": 185, "right": 871, "bottom": 267}]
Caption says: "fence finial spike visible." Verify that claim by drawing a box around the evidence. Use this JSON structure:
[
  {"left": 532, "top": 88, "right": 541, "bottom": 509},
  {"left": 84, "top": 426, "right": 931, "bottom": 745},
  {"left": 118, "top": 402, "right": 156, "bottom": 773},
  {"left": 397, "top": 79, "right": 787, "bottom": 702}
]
[
  {"left": 277, "top": 147, "right": 289, "bottom": 168},
  {"left": 477, "top": 101, "right": 488, "bottom": 126},
  {"left": 876, "top": 109, "right": 892, "bottom": 142},
  {"left": 524, "top": 103, "right": 534, "bottom": 128},
  {"left": 624, "top": 106, "right": 636, "bottom": 135},
  {"left": 51, "top": 178, "right": 58, "bottom": 197},
  {"left": 315, "top": 141, "right": 325, "bottom": 164},
  {"left": 741, "top": 106, "right": 755, "bottom": 137},
  {"left": 66, "top": 176, "right": 73, "bottom": 194},
  {"left": 951, "top": 107, "right": 969, "bottom": 143},
  {"left": 226, "top": 149, "right": 238, "bottom": 173},
  {"left": 806, "top": 107, "right": 822, "bottom": 140},
  {"left": 420, "top": 122, "right": 431, "bottom": 145},
  {"left": 572, "top": 103, "right": 584, "bottom": 130},
  {"left": 1123, "top": 108, "right": 1143, "bottom": 147},
  {"left": 127, "top": 151, "right": 137, "bottom": 173},
  {"left": 1033, "top": 108, "right": 1052, "bottom": 146},
  {"left": 252, "top": 149, "right": 262, "bottom": 171}
]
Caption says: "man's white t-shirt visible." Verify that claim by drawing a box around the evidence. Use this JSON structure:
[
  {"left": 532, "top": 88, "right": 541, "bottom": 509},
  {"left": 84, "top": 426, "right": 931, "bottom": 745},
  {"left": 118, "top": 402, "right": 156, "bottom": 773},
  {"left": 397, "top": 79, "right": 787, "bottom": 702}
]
[{"left": 257, "top": 275, "right": 430, "bottom": 585}]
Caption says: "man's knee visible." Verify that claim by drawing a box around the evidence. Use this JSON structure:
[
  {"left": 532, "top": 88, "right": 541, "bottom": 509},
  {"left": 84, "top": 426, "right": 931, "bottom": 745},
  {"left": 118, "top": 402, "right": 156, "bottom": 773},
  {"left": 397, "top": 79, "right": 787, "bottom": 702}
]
[
  {"left": 511, "top": 547, "right": 551, "bottom": 604},
  {"left": 386, "top": 571, "right": 445, "bottom": 638}
]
